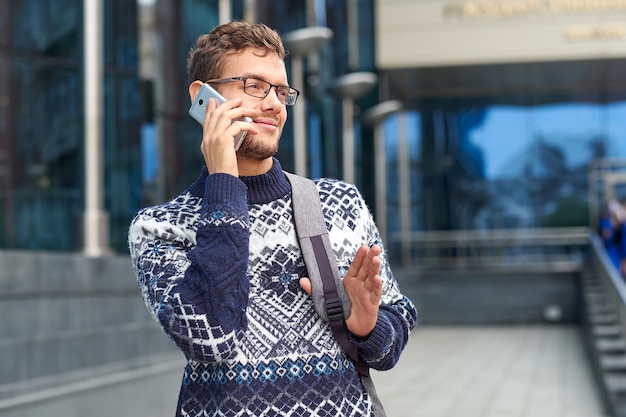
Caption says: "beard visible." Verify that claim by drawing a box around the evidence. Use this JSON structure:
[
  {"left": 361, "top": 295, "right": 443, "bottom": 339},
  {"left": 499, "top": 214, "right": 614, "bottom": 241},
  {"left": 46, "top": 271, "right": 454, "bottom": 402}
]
[{"left": 236, "top": 131, "right": 280, "bottom": 160}]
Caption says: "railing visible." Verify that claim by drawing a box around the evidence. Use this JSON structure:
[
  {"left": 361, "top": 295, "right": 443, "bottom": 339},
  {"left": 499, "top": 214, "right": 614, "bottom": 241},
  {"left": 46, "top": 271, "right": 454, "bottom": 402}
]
[
  {"left": 583, "top": 234, "right": 626, "bottom": 417},
  {"left": 588, "top": 157, "right": 626, "bottom": 228},
  {"left": 588, "top": 233, "right": 626, "bottom": 331},
  {"left": 388, "top": 227, "right": 591, "bottom": 272}
]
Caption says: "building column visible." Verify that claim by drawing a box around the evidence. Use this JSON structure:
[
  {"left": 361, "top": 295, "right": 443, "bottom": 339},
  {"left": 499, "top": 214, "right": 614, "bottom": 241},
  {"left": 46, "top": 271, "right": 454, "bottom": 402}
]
[{"left": 83, "top": 0, "right": 110, "bottom": 256}]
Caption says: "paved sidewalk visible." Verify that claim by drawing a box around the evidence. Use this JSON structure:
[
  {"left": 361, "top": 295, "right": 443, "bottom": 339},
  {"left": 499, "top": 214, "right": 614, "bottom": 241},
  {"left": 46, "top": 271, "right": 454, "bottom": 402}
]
[{"left": 372, "top": 325, "right": 610, "bottom": 417}]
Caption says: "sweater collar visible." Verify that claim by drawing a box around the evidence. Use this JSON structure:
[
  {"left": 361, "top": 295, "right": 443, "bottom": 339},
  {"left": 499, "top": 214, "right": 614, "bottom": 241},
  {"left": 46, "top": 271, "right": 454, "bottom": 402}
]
[
  {"left": 240, "top": 158, "right": 291, "bottom": 205},
  {"left": 190, "top": 158, "right": 291, "bottom": 205}
]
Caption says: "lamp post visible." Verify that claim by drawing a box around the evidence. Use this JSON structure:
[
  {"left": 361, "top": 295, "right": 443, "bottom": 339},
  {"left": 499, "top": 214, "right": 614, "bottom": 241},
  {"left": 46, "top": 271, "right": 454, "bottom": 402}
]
[
  {"left": 83, "top": 0, "right": 110, "bottom": 256},
  {"left": 218, "top": 0, "right": 230, "bottom": 23},
  {"left": 327, "top": 72, "right": 377, "bottom": 184},
  {"left": 361, "top": 100, "right": 402, "bottom": 244},
  {"left": 282, "top": 27, "right": 333, "bottom": 177}
]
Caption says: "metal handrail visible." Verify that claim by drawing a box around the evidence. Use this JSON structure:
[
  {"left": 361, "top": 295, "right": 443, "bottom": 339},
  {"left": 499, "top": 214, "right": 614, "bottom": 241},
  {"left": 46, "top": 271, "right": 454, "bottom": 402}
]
[
  {"left": 588, "top": 157, "right": 626, "bottom": 227},
  {"left": 388, "top": 227, "right": 591, "bottom": 271},
  {"left": 589, "top": 233, "right": 626, "bottom": 309}
]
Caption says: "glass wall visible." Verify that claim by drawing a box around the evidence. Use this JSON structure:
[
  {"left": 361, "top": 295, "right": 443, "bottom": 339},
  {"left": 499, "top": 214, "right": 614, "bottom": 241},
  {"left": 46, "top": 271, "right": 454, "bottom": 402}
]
[
  {"left": 0, "top": 0, "right": 142, "bottom": 252},
  {"left": 0, "top": 1, "right": 83, "bottom": 250},
  {"left": 382, "top": 99, "right": 626, "bottom": 243},
  {"left": 471, "top": 102, "right": 626, "bottom": 228}
]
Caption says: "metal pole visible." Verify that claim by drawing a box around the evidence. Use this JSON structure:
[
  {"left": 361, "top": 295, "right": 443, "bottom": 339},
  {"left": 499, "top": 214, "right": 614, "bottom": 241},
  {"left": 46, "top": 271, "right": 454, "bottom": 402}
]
[
  {"left": 291, "top": 56, "right": 307, "bottom": 177},
  {"left": 244, "top": 0, "right": 256, "bottom": 22},
  {"left": 83, "top": 0, "right": 109, "bottom": 256},
  {"left": 219, "top": 0, "right": 231, "bottom": 24},
  {"left": 374, "top": 123, "right": 387, "bottom": 244},
  {"left": 346, "top": 0, "right": 358, "bottom": 70},
  {"left": 398, "top": 112, "right": 410, "bottom": 267},
  {"left": 342, "top": 97, "right": 354, "bottom": 184},
  {"left": 362, "top": 100, "right": 401, "bottom": 246}
]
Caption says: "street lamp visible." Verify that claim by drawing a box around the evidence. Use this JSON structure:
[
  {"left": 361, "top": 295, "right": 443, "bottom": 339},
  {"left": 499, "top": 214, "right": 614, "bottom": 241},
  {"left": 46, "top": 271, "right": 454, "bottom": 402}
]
[
  {"left": 327, "top": 71, "right": 377, "bottom": 184},
  {"left": 219, "top": 0, "right": 231, "bottom": 23},
  {"left": 361, "top": 100, "right": 402, "bottom": 244},
  {"left": 83, "top": 0, "right": 110, "bottom": 256},
  {"left": 282, "top": 27, "right": 333, "bottom": 177}
]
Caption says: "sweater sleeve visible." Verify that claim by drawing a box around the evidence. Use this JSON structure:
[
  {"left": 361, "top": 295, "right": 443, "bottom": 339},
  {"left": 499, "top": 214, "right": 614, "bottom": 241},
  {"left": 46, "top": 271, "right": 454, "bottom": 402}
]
[
  {"left": 128, "top": 173, "right": 250, "bottom": 362},
  {"left": 352, "top": 237, "right": 418, "bottom": 371},
  {"left": 327, "top": 182, "right": 418, "bottom": 371}
]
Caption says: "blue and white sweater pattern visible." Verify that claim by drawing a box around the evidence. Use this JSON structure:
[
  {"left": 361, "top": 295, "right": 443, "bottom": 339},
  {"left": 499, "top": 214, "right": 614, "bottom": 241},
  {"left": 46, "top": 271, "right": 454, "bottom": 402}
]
[{"left": 128, "top": 160, "right": 417, "bottom": 417}]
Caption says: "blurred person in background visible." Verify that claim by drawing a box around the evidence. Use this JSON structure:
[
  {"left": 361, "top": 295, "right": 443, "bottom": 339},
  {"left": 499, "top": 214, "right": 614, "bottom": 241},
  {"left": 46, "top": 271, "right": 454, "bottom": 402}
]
[
  {"left": 617, "top": 201, "right": 626, "bottom": 279},
  {"left": 128, "top": 21, "right": 417, "bottom": 417},
  {"left": 599, "top": 198, "right": 626, "bottom": 278}
]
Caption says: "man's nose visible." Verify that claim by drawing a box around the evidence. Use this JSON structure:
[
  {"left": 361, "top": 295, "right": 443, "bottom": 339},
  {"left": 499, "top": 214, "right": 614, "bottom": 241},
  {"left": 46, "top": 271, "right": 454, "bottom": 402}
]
[{"left": 262, "top": 87, "right": 283, "bottom": 108}]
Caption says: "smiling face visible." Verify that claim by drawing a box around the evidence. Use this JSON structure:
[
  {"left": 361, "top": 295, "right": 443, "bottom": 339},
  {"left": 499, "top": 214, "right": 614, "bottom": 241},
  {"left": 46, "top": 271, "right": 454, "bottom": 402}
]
[{"left": 216, "top": 48, "right": 289, "bottom": 161}]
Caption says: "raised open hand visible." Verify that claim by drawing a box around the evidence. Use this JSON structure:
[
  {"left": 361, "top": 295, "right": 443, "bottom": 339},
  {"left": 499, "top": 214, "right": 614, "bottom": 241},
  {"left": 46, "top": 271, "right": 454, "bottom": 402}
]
[
  {"left": 343, "top": 245, "right": 382, "bottom": 338},
  {"left": 299, "top": 244, "right": 382, "bottom": 339}
]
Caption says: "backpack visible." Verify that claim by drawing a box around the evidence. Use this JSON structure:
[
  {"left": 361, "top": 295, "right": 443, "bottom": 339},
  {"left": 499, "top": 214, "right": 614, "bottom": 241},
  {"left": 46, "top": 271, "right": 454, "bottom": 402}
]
[{"left": 285, "top": 172, "right": 387, "bottom": 417}]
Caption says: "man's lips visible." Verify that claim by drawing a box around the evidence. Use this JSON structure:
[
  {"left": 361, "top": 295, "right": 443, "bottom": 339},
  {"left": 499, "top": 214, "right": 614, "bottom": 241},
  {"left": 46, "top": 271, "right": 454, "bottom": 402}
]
[{"left": 253, "top": 118, "right": 279, "bottom": 130}]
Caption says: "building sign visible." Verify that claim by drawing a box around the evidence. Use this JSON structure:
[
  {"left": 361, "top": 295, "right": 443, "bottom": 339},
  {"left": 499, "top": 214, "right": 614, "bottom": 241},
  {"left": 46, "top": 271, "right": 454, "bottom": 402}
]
[
  {"left": 376, "top": 0, "right": 626, "bottom": 68},
  {"left": 444, "top": 0, "right": 626, "bottom": 18}
]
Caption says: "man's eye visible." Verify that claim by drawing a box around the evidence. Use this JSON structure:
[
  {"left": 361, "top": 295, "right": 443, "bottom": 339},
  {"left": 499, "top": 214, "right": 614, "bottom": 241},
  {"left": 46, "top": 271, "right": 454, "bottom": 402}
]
[{"left": 247, "top": 81, "right": 264, "bottom": 91}]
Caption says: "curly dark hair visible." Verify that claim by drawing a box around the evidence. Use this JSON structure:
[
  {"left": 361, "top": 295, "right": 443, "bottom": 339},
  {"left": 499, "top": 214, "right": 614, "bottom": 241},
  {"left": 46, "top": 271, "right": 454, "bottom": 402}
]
[{"left": 187, "top": 21, "right": 286, "bottom": 84}]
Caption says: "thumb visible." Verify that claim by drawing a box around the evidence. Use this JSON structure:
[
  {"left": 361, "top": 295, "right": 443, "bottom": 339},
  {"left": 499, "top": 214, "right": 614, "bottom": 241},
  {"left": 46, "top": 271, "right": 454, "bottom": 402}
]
[{"left": 299, "top": 277, "right": 312, "bottom": 295}]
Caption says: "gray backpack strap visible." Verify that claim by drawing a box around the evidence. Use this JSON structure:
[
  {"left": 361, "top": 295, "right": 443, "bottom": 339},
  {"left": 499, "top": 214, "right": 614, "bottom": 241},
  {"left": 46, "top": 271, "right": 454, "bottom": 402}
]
[
  {"left": 285, "top": 172, "right": 351, "bottom": 321},
  {"left": 285, "top": 172, "right": 367, "bottom": 375},
  {"left": 285, "top": 171, "right": 387, "bottom": 416}
]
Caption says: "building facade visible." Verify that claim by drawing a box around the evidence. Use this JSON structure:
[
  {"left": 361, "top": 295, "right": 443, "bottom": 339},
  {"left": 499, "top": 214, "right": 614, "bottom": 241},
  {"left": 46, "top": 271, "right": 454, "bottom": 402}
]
[
  {"left": 1, "top": 0, "right": 626, "bottom": 258},
  {"left": 376, "top": 0, "right": 626, "bottom": 241},
  {"left": 147, "top": 0, "right": 626, "bottom": 264}
]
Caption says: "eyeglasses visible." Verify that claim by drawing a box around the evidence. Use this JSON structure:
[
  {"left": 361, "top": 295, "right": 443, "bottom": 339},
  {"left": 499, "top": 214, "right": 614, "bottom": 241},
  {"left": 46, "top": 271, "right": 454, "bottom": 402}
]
[{"left": 206, "top": 77, "right": 300, "bottom": 106}]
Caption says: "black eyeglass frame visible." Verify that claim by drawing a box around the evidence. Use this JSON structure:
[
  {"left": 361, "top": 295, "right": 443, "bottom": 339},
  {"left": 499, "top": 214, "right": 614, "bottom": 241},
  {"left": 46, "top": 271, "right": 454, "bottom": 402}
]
[{"left": 206, "top": 77, "right": 300, "bottom": 106}]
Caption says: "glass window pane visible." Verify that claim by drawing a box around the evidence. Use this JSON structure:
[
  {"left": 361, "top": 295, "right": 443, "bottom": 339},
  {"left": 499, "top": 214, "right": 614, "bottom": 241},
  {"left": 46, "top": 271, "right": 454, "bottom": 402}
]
[
  {"left": 470, "top": 106, "right": 530, "bottom": 180},
  {"left": 608, "top": 102, "right": 626, "bottom": 158}
]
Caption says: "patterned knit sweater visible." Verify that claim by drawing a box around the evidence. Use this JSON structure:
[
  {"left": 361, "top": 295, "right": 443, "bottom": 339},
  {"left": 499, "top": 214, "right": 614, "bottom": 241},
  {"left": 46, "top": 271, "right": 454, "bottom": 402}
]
[{"left": 128, "top": 159, "right": 417, "bottom": 417}]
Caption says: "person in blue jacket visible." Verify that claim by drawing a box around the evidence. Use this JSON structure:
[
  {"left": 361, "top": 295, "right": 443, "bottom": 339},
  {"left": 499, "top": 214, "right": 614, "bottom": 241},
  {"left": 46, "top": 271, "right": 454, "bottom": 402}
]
[{"left": 599, "top": 198, "right": 626, "bottom": 276}]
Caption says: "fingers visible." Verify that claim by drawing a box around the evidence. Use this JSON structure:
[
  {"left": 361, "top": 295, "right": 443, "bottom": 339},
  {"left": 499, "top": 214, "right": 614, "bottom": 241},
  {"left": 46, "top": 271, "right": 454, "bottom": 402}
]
[
  {"left": 347, "top": 245, "right": 381, "bottom": 281},
  {"left": 299, "top": 277, "right": 312, "bottom": 295},
  {"left": 367, "top": 245, "right": 382, "bottom": 278},
  {"left": 201, "top": 98, "right": 258, "bottom": 175},
  {"left": 203, "top": 98, "right": 256, "bottom": 131},
  {"left": 344, "top": 246, "right": 383, "bottom": 338}
]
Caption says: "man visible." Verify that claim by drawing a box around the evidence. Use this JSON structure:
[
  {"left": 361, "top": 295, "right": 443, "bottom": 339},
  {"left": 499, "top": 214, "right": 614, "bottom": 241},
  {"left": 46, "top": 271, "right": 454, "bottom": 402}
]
[{"left": 128, "top": 21, "right": 417, "bottom": 417}]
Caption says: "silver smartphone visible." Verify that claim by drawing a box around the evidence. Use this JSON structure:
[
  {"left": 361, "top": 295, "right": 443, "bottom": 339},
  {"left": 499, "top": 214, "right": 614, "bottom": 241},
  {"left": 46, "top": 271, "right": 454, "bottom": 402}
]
[{"left": 188, "top": 83, "right": 252, "bottom": 151}]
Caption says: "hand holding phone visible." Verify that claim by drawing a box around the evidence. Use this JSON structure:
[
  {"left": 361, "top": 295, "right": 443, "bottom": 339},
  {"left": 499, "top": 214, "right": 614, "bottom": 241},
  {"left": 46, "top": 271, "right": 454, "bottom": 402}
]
[{"left": 188, "top": 83, "right": 252, "bottom": 151}]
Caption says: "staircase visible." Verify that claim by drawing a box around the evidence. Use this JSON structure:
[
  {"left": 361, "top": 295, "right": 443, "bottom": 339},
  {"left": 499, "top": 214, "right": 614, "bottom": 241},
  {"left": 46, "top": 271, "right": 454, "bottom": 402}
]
[{"left": 582, "top": 258, "right": 626, "bottom": 417}]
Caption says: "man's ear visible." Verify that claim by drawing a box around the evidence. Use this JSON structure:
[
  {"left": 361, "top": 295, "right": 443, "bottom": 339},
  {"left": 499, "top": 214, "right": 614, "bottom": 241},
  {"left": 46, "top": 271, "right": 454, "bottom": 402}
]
[{"left": 188, "top": 81, "right": 204, "bottom": 104}]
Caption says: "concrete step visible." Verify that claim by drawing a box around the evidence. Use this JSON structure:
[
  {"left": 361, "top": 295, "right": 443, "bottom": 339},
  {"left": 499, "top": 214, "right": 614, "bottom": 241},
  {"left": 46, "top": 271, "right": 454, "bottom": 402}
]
[
  {"left": 587, "top": 303, "right": 614, "bottom": 312},
  {"left": 597, "top": 338, "right": 626, "bottom": 354},
  {"left": 602, "top": 355, "right": 626, "bottom": 372},
  {"left": 586, "top": 302, "right": 616, "bottom": 315},
  {"left": 606, "top": 373, "right": 626, "bottom": 392},
  {"left": 584, "top": 289, "right": 606, "bottom": 297},
  {"left": 582, "top": 283, "right": 604, "bottom": 293},
  {"left": 584, "top": 293, "right": 611, "bottom": 309},
  {"left": 594, "top": 325, "right": 622, "bottom": 338},
  {"left": 603, "top": 374, "right": 626, "bottom": 417},
  {"left": 589, "top": 312, "right": 619, "bottom": 325},
  {"left": 584, "top": 292, "right": 609, "bottom": 304}
]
